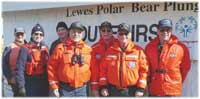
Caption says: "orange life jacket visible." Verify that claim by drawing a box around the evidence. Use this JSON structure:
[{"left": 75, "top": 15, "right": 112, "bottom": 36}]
[{"left": 25, "top": 43, "right": 49, "bottom": 75}]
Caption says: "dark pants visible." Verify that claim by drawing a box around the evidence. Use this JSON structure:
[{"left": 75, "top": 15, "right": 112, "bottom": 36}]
[
  {"left": 149, "top": 94, "right": 173, "bottom": 97},
  {"left": 25, "top": 73, "right": 49, "bottom": 96},
  {"left": 10, "top": 84, "right": 20, "bottom": 96},
  {"left": 106, "top": 84, "right": 137, "bottom": 97}
]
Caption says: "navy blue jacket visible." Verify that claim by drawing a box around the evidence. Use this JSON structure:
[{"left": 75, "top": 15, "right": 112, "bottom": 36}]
[
  {"left": 49, "top": 38, "right": 62, "bottom": 55},
  {"left": 2, "top": 45, "right": 31, "bottom": 89}
]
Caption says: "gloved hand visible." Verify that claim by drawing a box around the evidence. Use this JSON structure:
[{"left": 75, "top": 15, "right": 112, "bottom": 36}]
[
  {"left": 53, "top": 88, "right": 60, "bottom": 97},
  {"left": 135, "top": 87, "right": 145, "bottom": 97},
  {"left": 18, "top": 87, "right": 26, "bottom": 96},
  {"left": 91, "top": 89, "right": 99, "bottom": 97}
]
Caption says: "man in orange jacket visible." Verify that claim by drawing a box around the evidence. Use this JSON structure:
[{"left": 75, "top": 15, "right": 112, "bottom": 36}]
[
  {"left": 90, "top": 21, "right": 117, "bottom": 96},
  {"left": 99, "top": 23, "right": 148, "bottom": 97},
  {"left": 48, "top": 21, "right": 91, "bottom": 97},
  {"left": 145, "top": 19, "right": 191, "bottom": 96}
]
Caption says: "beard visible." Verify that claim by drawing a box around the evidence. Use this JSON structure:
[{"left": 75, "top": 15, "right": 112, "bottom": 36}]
[{"left": 72, "top": 37, "right": 81, "bottom": 42}]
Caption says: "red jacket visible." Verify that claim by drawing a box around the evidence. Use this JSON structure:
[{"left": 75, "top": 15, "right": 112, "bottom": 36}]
[
  {"left": 145, "top": 35, "right": 191, "bottom": 96},
  {"left": 90, "top": 37, "right": 117, "bottom": 90},
  {"left": 48, "top": 39, "right": 91, "bottom": 90},
  {"left": 99, "top": 40, "right": 148, "bottom": 89}
]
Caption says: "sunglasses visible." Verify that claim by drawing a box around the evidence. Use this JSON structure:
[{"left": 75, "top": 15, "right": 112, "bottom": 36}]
[
  {"left": 118, "top": 32, "right": 129, "bottom": 36},
  {"left": 159, "top": 28, "right": 171, "bottom": 32},
  {"left": 34, "top": 33, "right": 44, "bottom": 36},
  {"left": 15, "top": 33, "right": 24, "bottom": 37},
  {"left": 101, "top": 29, "right": 112, "bottom": 32}
]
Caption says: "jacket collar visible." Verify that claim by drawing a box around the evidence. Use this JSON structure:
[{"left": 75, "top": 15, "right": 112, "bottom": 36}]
[
  {"left": 65, "top": 38, "right": 85, "bottom": 48},
  {"left": 99, "top": 36, "right": 116, "bottom": 48},
  {"left": 153, "top": 34, "right": 178, "bottom": 46},
  {"left": 111, "top": 40, "right": 134, "bottom": 52}
]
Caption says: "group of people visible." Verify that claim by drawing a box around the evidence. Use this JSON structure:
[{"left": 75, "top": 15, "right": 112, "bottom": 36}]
[{"left": 2, "top": 19, "right": 191, "bottom": 97}]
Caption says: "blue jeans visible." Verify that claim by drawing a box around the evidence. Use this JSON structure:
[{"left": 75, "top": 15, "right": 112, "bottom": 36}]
[{"left": 59, "top": 84, "right": 87, "bottom": 97}]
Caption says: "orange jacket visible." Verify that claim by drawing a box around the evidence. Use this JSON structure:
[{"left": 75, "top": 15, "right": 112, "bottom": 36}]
[
  {"left": 90, "top": 37, "right": 117, "bottom": 90},
  {"left": 99, "top": 40, "right": 148, "bottom": 89},
  {"left": 145, "top": 35, "right": 191, "bottom": 96},
  {"left": 25, "top": 43, "right": 49, "bottom": 75},
  {"left": 48, "top": 39, "right": 91, "bottom": 90}
]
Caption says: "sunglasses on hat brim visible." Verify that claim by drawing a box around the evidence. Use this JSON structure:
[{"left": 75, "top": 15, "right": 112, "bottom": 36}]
[
  {"left": 33, "top": 33, "right": 44, "bottom": 36},
  {"left": 15, "top": 32, "right": 25, "bottom": 37},
  {"left": 101, "top": 29, "right": 112, "bottom": 32},
  {"left": 118, "top": 30, "right": 129, "bottom": 36}
]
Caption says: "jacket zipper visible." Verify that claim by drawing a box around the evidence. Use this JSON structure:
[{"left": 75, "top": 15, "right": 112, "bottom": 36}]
[{"left": 119, "top": 52, "right": 123, "bottom": 88}]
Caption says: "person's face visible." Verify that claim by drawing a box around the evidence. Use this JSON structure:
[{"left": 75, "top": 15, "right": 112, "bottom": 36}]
[
  {"left": 32, "top": 31, "right": 44, "bottom": 43},
  {"left": 158, "top": 27, "right": 172, "bottom": 44},
  {"left": 100, "top": 27, "right": 113, "bottom": 41},
  {"left": 69, "top": 28, "right": 83, "bottom": 42},
  {"left": 15, "top": 32, "right": 26, "bottom": 42},
  {"left": 57, "top": 27, "right": 68, "bottom": 39},
  {"left": 117, "top": 30, "right": 130, "bottom": 45}
]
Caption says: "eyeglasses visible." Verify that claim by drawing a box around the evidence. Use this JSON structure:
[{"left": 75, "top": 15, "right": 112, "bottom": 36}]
[
  {"left": 34, "top": 33, "right": 44, "bottom": 36},
  {"left": 15, "top": 33, "right": 24, "bottom": 37},
  {"left": 101, "top": 29, "right": 112, "bottom": 32},
  {"left": 118, "top": 32, "right": 129, "bottom": 36},
  {"left": 159, "top": 28, "right": 171, "bottom": 32}
]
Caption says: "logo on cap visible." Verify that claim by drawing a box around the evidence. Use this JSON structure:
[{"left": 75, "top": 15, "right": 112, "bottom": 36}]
[{"left": 175, "top": 16, "right": 197, "bottom": 38}]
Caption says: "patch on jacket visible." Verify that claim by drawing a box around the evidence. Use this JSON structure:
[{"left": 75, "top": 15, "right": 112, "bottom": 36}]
[
  {"left": 129, "top": 61, "right": 136, "bottom": 68},
  {"left": 169, "top": 53, "right": 176, "bottom": 58},
  {"left": 95, "top": 54, "right": 101, "bottom": 59},
  {"left": 126, "top": 55, "right": 138, "bottom": 60}
]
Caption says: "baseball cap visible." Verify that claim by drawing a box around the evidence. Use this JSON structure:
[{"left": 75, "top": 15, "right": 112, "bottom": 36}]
[
  {"left": 99, "top": 21, "right": 112, "bottom": 29},
  {"left": 14, "top": 27, "right": 25, "bottom": 34},
  {"left": 158, "top": 19, "right": 173, "bottom": 29},
  {"left": 70, "top": 21, "right": 85, "bottom": 31},
  {"left": 118, "top": 23, "right": 130, "bottom": 32}
]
